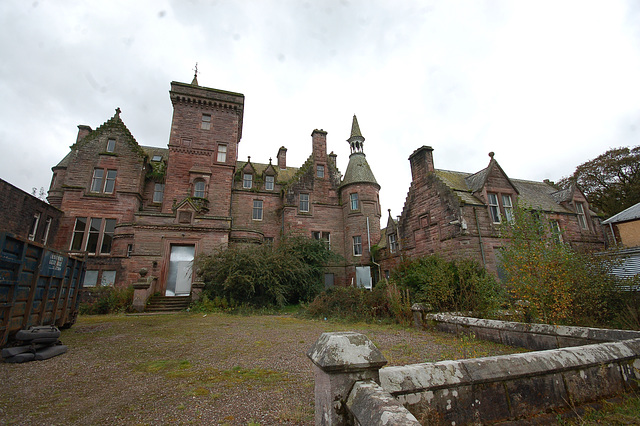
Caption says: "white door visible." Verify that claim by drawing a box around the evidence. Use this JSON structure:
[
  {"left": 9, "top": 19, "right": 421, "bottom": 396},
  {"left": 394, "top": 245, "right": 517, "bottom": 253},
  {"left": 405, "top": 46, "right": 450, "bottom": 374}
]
[{"left": 166, "top": 245, "right": 195, "bottom": 296}]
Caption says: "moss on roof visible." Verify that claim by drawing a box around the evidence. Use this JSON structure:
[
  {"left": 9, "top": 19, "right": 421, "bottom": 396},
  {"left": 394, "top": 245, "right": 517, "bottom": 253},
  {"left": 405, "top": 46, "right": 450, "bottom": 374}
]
[
  {"left": 340, "top": 152, "right": 379, "bottom": 188},
  {"left": 235, "top": 160, "right": 298, "bottom": 183},
  {"left": 434, "top": 169, "right": 572, "bottom": 213}
]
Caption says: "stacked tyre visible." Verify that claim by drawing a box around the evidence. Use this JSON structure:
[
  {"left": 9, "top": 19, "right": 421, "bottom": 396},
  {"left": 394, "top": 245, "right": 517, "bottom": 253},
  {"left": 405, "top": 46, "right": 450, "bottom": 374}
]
[{"left": 1, "top": 326, "right": 68, "bottom": 363}]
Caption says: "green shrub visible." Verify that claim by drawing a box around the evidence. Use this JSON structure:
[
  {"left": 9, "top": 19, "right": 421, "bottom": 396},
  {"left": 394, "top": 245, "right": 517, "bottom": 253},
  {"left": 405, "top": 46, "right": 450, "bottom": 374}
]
[
  {"left": 79, "top": 286, "right": 134, "bottom": 315},
  {"left": 499, "top": 204, "right": 626, "bottom": 326},
  {"left": 391, "top": 255, "right": 504, "bottom": 315},
  {"left": 194, "top": 235, "right": 341, "bottom": 308}
]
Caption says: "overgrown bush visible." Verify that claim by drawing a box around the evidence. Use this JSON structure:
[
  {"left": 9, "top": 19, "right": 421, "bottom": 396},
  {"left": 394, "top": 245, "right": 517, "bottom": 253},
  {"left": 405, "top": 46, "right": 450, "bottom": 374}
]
[
  {"left": 79, "top": 286, "right": 134, "bottom": 315},
  {"left": 194, "top": 235, "right": 341, "bottom": 308},
  {"left": 391, "top": 255, "right": 504, "bottom": 315},
  {"left": 499, "top": 204, "right": 628, "bottom": 326},
  {"left": 305, "top": 281, "right": 410, "bottom": 323}
]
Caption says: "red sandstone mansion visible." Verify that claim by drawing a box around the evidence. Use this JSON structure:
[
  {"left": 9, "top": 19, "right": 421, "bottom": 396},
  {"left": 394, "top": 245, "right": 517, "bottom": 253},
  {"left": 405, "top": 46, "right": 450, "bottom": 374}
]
[
  {"left": 47, "top": 78, "right": 381, "bottom": 294},
  {"left": 43, "top": 77, "right": 606, "bottom": 297}
]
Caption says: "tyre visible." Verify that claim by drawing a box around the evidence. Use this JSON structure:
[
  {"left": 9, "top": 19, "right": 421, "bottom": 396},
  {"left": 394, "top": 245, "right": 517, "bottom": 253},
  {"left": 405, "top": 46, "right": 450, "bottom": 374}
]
[
  {"left": 15, "top": 326, "right": 61, "bottom": 342},
  {"left": 3, "top": 352, "right": 36, "bottom": 363},
  {"left": 34, "top": 344, "right": 67, "bottom": 360}
]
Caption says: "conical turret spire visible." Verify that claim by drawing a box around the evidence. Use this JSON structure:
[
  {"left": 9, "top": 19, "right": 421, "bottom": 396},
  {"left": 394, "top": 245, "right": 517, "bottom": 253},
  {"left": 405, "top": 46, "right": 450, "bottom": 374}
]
[{"left": 347, "top": 115, "right": 365, "bottom": 154}]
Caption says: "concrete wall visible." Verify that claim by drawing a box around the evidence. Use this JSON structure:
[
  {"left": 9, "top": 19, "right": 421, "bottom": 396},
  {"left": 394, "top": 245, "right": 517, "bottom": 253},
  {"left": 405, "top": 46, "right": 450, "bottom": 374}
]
[{"left": 309, "top": 317, "right": 640, "bottom": 425}]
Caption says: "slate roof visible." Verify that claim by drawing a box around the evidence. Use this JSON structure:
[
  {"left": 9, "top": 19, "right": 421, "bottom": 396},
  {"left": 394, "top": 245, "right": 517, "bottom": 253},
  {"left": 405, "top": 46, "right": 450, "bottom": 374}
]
[
  {"left": 434, "top": 169, "right": 574, "bottom": 214},
  {"left": 603, "top": 202, "right": 640, "bottom": 225},
  {"left": 340, "top": 152, "right": 379, "bottom": 187},
  {"left": 236, "top": 160, "right": 298, "bottom": 183},
  {"left": 142, "top": 146, "right": 168, "bottom": 162}
]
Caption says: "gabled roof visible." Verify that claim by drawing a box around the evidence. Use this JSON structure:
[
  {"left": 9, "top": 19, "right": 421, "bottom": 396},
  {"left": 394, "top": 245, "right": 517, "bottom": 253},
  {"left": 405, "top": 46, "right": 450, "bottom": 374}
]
[
  {"left": 603, "top": 201, "right": 640, "bottom": 225},
  {"left": 464, "top": 156, "right": 519, "bottom": 195},
  {"left": 434, "top": 169, "right": 573, "bottom": 213},
  {"left": 70, "top": 109, "right": 144, "bottom": 156},
  {"left": 340, "top": 152, "right": 379, "bottom": 188}
]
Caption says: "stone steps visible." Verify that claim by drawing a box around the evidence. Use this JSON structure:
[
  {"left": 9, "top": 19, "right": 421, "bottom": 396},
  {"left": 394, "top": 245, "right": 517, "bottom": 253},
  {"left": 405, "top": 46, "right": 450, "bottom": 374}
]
[{"left": 145, "top": 295, "right": 191, "bottom": 312}]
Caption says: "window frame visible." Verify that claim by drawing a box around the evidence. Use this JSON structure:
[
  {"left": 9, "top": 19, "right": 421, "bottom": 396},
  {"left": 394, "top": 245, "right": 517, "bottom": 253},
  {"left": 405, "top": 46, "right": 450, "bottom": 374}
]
[
  {"left": 42, "top": 217, "right": 52, "bottom": 245},
  {"left": 70, "top": 217, "right": 87, "bottom": 251},
  {"left": 353, "top": 235, "right": 363, "bottom": 256},
  {"left": 193, "top": 180, "right": 206, "bottom": 198},
  {"left": 576, "top": 202, "right": 588, "bottom": 230},
  {"left": 70, "top": 216, "right": 117, "bottom": 255},
  {"left": 265, "top": 175, "right": 274, "bottom": 191},
  {"left": 243, "top": 173, "right": 253, "bottom": 189},
  {"left": 153, "top": 183, "right": 164, "bottom": 203},
  {"left": 217, "top": 144, "right": 227, "bottom": 163},
  {"left": 488, "top": 193, "right": 501, "bottom": 224},
  {"left": 350, "top": 193, "right": 359, "bottom": 211},
  {"left": 106, "top": 138, "right": 116, "bottom": 153},
  {"left": 103, "top": 170, "right": 117, "bottom": 194},
  {"left": 90, "top": 169, "right": 104, "bottom": 193},
  {"left": 502, "top": 194, "right": 514, "bottom": 223},
  {"left": 28, "top": 213, "right": 40, "bottom": 241},
  {"left": 252, "top": 199, "right": 263, "bottom": 221},
  {"left": 299, "top": 193, "right": 309, "bottom": 213},
  {"left": 316, "top": 165, "right": 325, "bottom": 178},
  {"left": 388, "top": 233, "right": 397, "bottom": 253},
  {"left": 201, "top": 113, "right": 211, "bottom": 130},
  {"left": 100, "top": 219, "right": 116, "bottom": 254}
]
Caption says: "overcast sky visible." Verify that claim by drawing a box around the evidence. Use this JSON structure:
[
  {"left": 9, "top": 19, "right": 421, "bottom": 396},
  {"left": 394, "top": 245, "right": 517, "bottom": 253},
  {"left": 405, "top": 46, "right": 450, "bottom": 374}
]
[{"left": 1, "top": 0, "right": 640, "bottom": 218}]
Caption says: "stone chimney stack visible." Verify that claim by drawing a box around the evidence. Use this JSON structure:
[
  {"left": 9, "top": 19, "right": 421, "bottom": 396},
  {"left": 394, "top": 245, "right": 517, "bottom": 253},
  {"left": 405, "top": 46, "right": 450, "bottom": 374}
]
[
  {"left": 408, "top": 146, "right": 435, "bottom": 182},
  {"left": 76, "top": 125, "right": 92, "bottom": 143},
  {"left": 277, "top": 146, "right": 287, "bottom": 170},
  {"left": 312, "top": 129, "right": 328, "bottom": 162}
]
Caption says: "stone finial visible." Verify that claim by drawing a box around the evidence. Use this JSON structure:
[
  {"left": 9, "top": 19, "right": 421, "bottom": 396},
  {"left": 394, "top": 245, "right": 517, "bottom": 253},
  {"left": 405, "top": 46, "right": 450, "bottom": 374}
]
[
  {"left": 139, "top": 268, "right": 148, "bottom": 277},
  {"left": 308, "top": 332, "right": 387, "bottom": 373},
  {"left": 489, "top": 151, "right": 495, "bottom": 159},
  {"left": 115, "top": 107, "right": 121, "bottom": 116}
]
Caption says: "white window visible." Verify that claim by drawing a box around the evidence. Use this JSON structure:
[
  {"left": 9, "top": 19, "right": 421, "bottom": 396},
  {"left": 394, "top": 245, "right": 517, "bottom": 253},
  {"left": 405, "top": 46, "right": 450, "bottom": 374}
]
[
  {"left": 312, "top": 231, "right": 330, "bottom": 249},
  {"left": 103, "top": 170, "right": 117, "bottom": 194},
  {"left": 576, "top": 202, "right": 588, "bottom": 230},
  {"left": 106, "top": 138, "right": 116, "bottom": 152},
  {"left": 153, "top": 183, "right": 164, "bottom": 203},
  {"left": 101, "top": 270, "right": 116, "bottom": 286},
  {"left": 265, "top": 175, "right": 274, "bottom": 191},
  {"left": 243, "top": 174, "right": 252, "bottom": 189},
  {"left": 350, "top": 193, "right": 359, "bottom": 211},
  {"left": 201, "top": 114, "right": 211, "bottom": 130},
  {"left": 28, "top": 213, "right": 40, "bottom": 241},
  {"left": 217, "top": 144, "right": 227, "bottom": 162},
  {"left": 91, "top": 169, "right": 104, "bottom": 192},
  {"left": 299, "top": 194, "right": 309, "bottom": 212},
  {"left": 550, "top": 220, "right": 563, "bottom": 243},
  {"left": 252, "top": 200, "right": 263, "bottom": 220},
  {"left": 100, "top": 219, "right": 116, "bottom": 254},
  {"left": 317, "top": 165, "right": 325, "bottom": 178},
  {"left": 83, "top": 270, "right": 98, "bottom": 287},
  {"left": 353, "top": 236, "right": 363, "bottom": 256},
  {"left": 194, "top": 180, "right": 206, "bottom": 198},
  {"left": 488, "top": 193, "right": 500, "bottom": 224},
  {"left": 389, "top": 233, "right": 397, "bottom": 253},
  {"left": 42, "top": 217, "right": 52, "bottom": 245},
  {"left": 502, "top": 195, "right": 514, "bottom": 223}
]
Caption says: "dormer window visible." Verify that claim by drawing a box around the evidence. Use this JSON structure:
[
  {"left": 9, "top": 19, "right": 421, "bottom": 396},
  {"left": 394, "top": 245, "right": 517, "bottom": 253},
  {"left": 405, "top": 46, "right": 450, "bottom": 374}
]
[
  {"left": 193, "top": 180, "right": 206, "bottom": 198},
  {"left": 389, "top": 233, "right": 397, "bottom": 253},
  {"left": 151, "top": 155, "right": 163, "bottom": 162},
  {"left": 576, "top": 202, "right": 588, "bottom": 230},
  {"left": 488, "top": 193, "right": 501, "bottom": 223},
  {"left": 243, "top": 173, "right": 252, "bottom": 189},
  {"left": 201, "top": 114, "right": 211, "bottom": 130},
  {"left": 502, "top": 195, "right": 514, "bottom": 223},
  {"left": 106, "top": 138, "right": 116, "bottom": 153},
  {"left": 265, "top": 175, "right": 274, "bottom": 191}
]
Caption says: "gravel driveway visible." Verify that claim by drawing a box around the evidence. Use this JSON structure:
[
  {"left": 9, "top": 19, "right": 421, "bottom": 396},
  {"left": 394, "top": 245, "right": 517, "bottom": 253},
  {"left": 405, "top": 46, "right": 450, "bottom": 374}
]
[{"left": 0, "top": 313, "right": 524, "bottom": 425}]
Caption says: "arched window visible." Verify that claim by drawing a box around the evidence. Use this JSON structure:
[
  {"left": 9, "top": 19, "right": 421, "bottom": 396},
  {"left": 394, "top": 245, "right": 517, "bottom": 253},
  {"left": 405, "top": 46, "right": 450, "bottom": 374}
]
[{"left": 193, "top": 180, "right": 206, "bottom": 198}]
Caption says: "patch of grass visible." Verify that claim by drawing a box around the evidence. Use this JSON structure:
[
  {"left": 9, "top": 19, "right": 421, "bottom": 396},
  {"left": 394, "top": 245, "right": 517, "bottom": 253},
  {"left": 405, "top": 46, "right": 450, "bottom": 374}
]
[{"left": 560, "top": 392, "right": 640, "bottom": 425}]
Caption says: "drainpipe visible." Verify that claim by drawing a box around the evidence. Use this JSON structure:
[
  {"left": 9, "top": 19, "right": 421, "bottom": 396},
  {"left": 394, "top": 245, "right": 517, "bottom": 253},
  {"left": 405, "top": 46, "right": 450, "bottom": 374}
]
[
  {"left": 473, "top": 207, "right": 487, "bottom": 268},
  {"left": 608, "top": 223, "right": 616, "bottom": 246}
]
